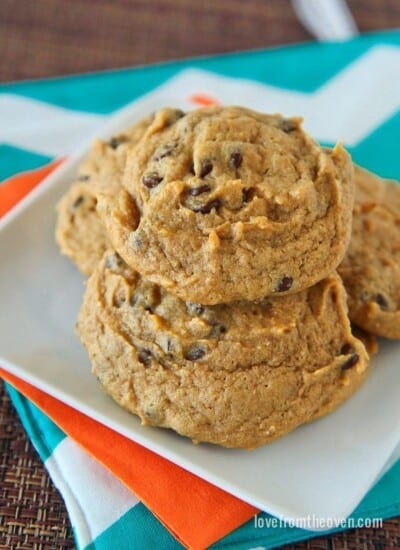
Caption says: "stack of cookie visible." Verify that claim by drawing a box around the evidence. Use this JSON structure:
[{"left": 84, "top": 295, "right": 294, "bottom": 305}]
[{"left": 56, "top": 106, "right": 399, "bottom": 449}]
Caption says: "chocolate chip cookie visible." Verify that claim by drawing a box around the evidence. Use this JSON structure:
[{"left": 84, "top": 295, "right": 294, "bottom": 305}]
[
  {"left": 97, "top": 106, "right": 354, "bottom": 304},
  {"left": 55, "top": 179, "right": 110, "bottom": 276},
  {"left": 55, "top": 116, "right": 152, "bottom": 275},
  {"left": 339, "top": 165, "right": 400, "bottom": 339},
  {"left": 77, "top": 251, "right": 369, "bottom": 449}
]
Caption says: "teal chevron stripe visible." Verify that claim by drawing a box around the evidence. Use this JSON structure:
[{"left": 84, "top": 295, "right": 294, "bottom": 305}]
[
  {"left": 84, "top": 503, "right": 184, "bottom": 550},
  {"left": 350, "top": 110, "right": 400, "bottom": 180},
  {"left": 6, "top": 383, "right": 66, "bottom": 461},
  {"left": 317, "top": 109, "right": 400, "bottom": 181},
  {"left": 0, "top": 145, "right": 52, "bottom": 182},
  {"left": 1, "top": 31, "right": 399, "bottom": 115}
]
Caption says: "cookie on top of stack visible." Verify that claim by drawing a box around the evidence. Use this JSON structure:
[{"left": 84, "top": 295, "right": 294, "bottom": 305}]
[
  {"left": 55, "top": 105, "right": 397, "bottom": 449},
  {"left": 96, "top": 107, "right": 354, "bottom": 303}
]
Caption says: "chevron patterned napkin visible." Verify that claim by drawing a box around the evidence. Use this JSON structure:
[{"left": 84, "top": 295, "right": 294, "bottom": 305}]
[
  {"left": 1, "top": 31, "right": 400, "bottom": 549},
  {"left": 2, "top": 372, "right": 400, "bottom": 550}
]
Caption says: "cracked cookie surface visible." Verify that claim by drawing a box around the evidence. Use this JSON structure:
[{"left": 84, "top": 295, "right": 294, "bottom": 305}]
[
  {"left": 97, "top": 106, "right": 355, "bottom": 304},
  {"left": 77, "top": 251, "right": 369, "bottom": 449},
  {"left": 339, "top": 165, "right": 400, "bottom": 339}
]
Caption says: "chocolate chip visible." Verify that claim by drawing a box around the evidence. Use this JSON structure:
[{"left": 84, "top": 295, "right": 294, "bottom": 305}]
[
  {"left": 166, "top": 109, "right": 185, "bottom": 125},
  {"left": 143, "top": 173, "right": 163, "bottom": 189},
  {"left": 185, "top": 346, "right": 205, "bottom": 361},
  {"left": 154, "top": 143, "right": 176, "bottom": 160},
  {"left": 189, "top": 162, "right": 195, "bottom": 175},
  {"left": 130, "top": 294, "right": 138, "bottom": 306},
  {"left": 341, "top": 354, "right": 359, "bottom": 370},
  {"left": 192, "top": 199, "right": 221, "bottom": 214},
  {"left": 209, "top": 323, "right": 226, "bottom": 338},
  {"left": 138, "top": 348, "right": 152, "bottom": 366},
  {"left": 108, "top": 136, "right": 125, "bottom": 149},
  {"left": 72, "top": 195, "right": 85, "bottom": 209},
  {"left": 280, "top": 119, "right": 297, "bottom": 133},
  {"left": 78, "top": 174, "right": 90, "bottom": 182},
  {"left": 375, "top": 293, "right": 389, "bottom": 310},
  {"left": 187, "top": 184, "right": 211, "bottom": 197},
  {"left": 229, "top": 152, "right": 242, "bottom": 169},
  {"left": 200, "top": 159, "right": 213, "bottom": 178},
  {"left": 114, "top": 294, "right": 125, "bottom": 308},
  {"left": 275, "top": 276, "right": 293, "bottom": 292},
  {"left": 340, "top": 343, "right": 355, "bottom": 355},
  {"left": 242, "top": 188, "right": 254, "bottom": 203},
  {"left": 187, "top": 303, "right": 205, "bottom": 316}
]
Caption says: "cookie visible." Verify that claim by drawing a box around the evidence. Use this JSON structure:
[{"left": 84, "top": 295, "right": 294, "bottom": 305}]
[
  {"left": 339, "top": 165, "right": 400, "bottom": 339},
  {"left": 352, "top": 326, "right": 379, "bottom": 356},
  {"left": 55, "top": 116, "right": 152, "bottom": 275},
  {"left": 96, "top": 106, "right": 354, "bottom": 304},
  {"left": 55, "top": 180, "right": 110, "bottom": 276},
  {"left": 77, "top": 251, "right": 369, "bottom": 449}
]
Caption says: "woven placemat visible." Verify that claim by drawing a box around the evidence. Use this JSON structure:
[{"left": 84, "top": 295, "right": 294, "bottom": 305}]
[
  {"left": 0, "top": 381, "right": 75, "bottom": 549},
  {"left": 1, "top": 0, "right": 400, "bottom": 82}
]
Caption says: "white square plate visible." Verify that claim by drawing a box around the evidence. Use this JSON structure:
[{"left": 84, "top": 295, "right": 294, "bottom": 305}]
[{"left": 1, "top": 71, "right": 400, "bottom": 529}]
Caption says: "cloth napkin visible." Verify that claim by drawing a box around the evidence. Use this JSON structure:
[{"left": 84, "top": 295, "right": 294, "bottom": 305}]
[
  {"left": 2, "top": 370, "right": 400, "bottom": 550},
  {"left": 1, "top": 30, "right": 400, "bottom": 549}
]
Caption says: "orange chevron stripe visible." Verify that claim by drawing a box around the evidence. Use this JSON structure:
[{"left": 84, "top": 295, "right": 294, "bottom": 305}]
[{"left": 0, "top": 159, "right": 63, "bottom": 217}]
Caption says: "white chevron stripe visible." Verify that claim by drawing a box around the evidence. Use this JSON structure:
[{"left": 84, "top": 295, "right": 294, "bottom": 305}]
[
  {"left": 312, "top": 45, "right": 400, "bottom": 143},
  {"left": 0, "top": 95, "right": 104, "bottom": 156},
  {"left": 45, "top": 437, "right": 139, "bottom": 548},
  {"left": 0, "top": 45, "right": 399, "bottom": 157}
]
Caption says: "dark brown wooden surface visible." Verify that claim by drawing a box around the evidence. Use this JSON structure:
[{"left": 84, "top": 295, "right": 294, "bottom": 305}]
[
  {"left": 0, "top": 0, "right": 400, "bottom": 82},
  {"left": 1, "top": 1, "right": 400, "bottom": 548}
]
